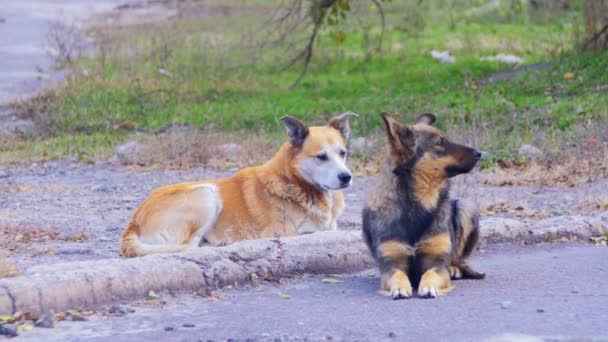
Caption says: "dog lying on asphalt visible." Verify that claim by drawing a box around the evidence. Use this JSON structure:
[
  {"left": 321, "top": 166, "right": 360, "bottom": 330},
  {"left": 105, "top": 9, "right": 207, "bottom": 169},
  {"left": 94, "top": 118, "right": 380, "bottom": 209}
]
[
  {"left": 362, "top": 113, "right": 485, "bottom": 299},
  {"left": 121, "top": 112, "right": 357, "bottom": 257}
]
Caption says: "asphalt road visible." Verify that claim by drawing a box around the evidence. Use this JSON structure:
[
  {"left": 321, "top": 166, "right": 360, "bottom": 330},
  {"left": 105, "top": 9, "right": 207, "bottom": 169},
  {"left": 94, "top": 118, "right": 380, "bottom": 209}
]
[
  {"left": 17, "top": 243, "right": 608, "bottom": 342},
  {"left": 0, "top": 0, "right": 120, "bottom": 105}
]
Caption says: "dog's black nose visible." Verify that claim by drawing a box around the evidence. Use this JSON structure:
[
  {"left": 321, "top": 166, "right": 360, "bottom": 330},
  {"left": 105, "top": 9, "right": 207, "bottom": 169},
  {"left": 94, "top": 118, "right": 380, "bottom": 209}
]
[
  {"left": 473, "top": 150, "right": 482, "bottom": 160},
  {"left": 338, "top": 173, "right": 352, "bottom": 184}
]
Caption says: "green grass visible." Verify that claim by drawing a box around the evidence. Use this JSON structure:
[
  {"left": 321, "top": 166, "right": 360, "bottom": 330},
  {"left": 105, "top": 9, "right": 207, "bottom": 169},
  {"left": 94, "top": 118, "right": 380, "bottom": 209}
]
[{"left": 9, "top": 1, "right": 608, "bottom": 164}]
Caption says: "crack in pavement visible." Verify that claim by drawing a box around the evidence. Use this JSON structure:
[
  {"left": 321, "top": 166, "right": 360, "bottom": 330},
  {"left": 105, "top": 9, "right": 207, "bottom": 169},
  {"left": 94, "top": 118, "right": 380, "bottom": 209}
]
[{"left": 0, "top": 284, "right": 17, "bottom": 314}]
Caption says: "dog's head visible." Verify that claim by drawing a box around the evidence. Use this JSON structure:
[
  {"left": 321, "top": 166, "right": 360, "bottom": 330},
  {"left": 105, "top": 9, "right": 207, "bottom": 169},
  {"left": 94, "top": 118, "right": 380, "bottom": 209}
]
[
  {"left": 381, "top": 112, "right": 482, "bottom": 180},
  {"left": 281, "top": 112, "right": 357, "bottom": 190}
]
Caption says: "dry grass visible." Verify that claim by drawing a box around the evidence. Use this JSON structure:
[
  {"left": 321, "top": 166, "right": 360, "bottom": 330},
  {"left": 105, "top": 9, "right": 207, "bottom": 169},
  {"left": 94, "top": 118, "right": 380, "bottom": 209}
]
[
  {"left": 480, "top": 149, "right": 608, "bottom": 187},
  {"left": 115, "top": 126, "right": 280, "bottom": 170},
  {"left": 108, "top": 123, "right": 608, "bottom": 188}
]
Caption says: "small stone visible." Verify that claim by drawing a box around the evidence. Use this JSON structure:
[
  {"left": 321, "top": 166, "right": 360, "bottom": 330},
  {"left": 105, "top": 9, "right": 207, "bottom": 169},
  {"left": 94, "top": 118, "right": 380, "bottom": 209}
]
[
  {"left": 480, "top": 54, "right": 524, "bottom": 64},
  {"left": 0, "top": 324, "right": 18, "bottom": 337},
  {"left": 35, "top": 310, "right": 56, "bottom": 328},
  {"left": 109, "top": 304, "right": 129, "bottom": 315},
  {"left": 158, "top": 68, "right": 172, "bottom": 77},
  {"left": 69, "top": 313, "right": 87, "bottom": 321},
  {"left": 182, "top": 323, "right": 195, "bottom": 328},
  {"left": 164, "top": 326, "right": 175, "bottom": 332},
  {"left": 518, "top": 144, "right": 543, "bottom": 160},
  {"left": 388, "top": 332, "right": 397, "bottom": 338},
  {"left": 430, "top": 50, "right": 455, "bottom": 64},
  {"left": 500, "top": 301, "right": 512, "bottom": 309},
  {"left": 537, "top": 309, "right": 545, "bottom": 313}
]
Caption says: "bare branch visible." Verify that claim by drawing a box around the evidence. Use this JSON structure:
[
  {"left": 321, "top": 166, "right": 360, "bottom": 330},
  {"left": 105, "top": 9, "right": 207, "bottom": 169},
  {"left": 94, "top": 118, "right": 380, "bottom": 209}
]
[
  {"left": 370, "top": 0, "right": 386, "bottom": 54},
  {"left": 288, "top": 3, "right": 330, "bottom": 89}
]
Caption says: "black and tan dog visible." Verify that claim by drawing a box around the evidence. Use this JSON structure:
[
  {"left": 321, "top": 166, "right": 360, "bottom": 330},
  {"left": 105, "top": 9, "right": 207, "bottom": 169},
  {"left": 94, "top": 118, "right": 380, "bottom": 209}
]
[{"left": 362, "top": 113, "right": 485, "bottom": 299}]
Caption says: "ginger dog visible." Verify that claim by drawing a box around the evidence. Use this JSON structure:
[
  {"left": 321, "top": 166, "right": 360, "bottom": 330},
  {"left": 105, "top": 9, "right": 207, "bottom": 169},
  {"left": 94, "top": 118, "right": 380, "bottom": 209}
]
[{"left": 121, "top": 113, "right": 357, "bottom": 257}]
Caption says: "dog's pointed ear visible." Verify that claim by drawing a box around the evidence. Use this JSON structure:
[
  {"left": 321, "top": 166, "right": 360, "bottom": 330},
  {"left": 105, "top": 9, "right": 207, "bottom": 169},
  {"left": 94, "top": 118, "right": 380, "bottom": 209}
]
[
  {"left": 328, "top": 111, "right": 358, "bottom": 140},
  {"left": 281, "top": 116, "right": 309, "bottom": 148},
  {"left": 381, "top": 112, "right": 414, "bottom": 152},
  {"left": 413, "top": 113, "right": 436, "bottom": 126}
]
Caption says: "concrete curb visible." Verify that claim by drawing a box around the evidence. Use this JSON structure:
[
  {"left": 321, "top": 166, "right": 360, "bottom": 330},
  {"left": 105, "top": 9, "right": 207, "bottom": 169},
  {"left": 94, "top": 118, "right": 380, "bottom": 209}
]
[
  {"left": 1, "top": 213, "right": 607, "bottom": 315},
  {"left": 0, "top": 231, "right": 374, "bottom": 315},
  {"left": 480, "top": 212, "right": 608, "bottom": 243}
]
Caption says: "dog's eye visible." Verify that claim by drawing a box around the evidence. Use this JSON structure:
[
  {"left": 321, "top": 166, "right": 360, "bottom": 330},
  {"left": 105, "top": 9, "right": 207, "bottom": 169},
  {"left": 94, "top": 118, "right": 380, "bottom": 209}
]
[
  {"left": 436, "top": 137, "right": 446, "bottom": 146},
  {"left": 317, "top": 153, "right": 328, "bottom": 161},
  {"left": 339, "top": 150, "right": 347, "bottom": 158}
]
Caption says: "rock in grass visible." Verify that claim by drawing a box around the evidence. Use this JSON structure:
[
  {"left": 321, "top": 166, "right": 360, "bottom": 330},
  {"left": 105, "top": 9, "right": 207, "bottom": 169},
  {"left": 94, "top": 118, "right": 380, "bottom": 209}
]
[
  {"left": 114, "top": 141, "right": 145, "bottom": 164},
  {"left": 430, "top": 50, "right": 455, "bottom": 64},
  {"left": 35, "top": 310, "right": 55, "bottom": 328},
  {"left": 109, "top": 304, "right": 129, "bottom": 316},
  {"left": 480, "top": 54, "right": 524, "bottom": 64},
  {"left": 518, "top": 144, "right": 543, "bottom": 160},
  {"left": 0, "top": 324, "right": 18, "bottom": 337}
]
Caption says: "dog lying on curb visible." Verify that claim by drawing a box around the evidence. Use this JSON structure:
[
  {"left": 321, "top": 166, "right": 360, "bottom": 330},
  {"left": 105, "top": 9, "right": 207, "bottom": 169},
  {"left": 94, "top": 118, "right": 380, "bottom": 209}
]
[
  {"left": 120, "top": 112, "right": 357, "bottom": 257},
  {"left": 362, "top": 113, "right": 485, "bottom": 299}
]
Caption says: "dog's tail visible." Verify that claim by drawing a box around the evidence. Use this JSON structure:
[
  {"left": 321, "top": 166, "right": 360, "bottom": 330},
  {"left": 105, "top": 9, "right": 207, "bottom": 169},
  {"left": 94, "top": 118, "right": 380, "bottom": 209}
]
[{"left": 120, "top": 221, "right": 189, "bottom": 257}]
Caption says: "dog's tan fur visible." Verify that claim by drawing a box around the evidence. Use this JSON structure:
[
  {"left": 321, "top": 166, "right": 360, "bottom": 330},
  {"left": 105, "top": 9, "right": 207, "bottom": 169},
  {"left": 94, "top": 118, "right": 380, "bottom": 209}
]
[{"left": 121, "top": 113, "right": 356, "bottom": 257}]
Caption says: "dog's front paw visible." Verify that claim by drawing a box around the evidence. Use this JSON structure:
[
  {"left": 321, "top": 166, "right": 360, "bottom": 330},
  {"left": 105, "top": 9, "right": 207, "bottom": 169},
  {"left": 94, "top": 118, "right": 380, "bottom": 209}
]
[
  {"left": 391, "top": 287, "right": 412, "bottom": 299},
  {"left": 418, "top": 286, "right": 439, "bottom": 298},
  {"left": 386, "top": 270, "right": 413, "bottom": 300},
  {"left": 418, "top": 267, "right": 451, "bottom": 298}
]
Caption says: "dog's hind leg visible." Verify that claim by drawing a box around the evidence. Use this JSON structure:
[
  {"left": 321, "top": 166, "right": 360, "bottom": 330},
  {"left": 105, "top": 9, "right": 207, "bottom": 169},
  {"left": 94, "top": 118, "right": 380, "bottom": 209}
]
[
  {"left": 450, "top": 199, "right": 485, "bottom": 279},
  {"left": 187, "top": 184, "right": 223, "bottom": 248}
]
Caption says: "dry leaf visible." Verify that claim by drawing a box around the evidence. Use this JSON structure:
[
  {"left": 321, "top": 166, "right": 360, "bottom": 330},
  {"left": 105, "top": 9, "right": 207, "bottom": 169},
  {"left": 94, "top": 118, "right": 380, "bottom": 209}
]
[
  {"left": 321, "top": 278, "right": 343, "bottom": 284},
  {"left": 18, "top": 324, "right": 33, "bottom": 333}
]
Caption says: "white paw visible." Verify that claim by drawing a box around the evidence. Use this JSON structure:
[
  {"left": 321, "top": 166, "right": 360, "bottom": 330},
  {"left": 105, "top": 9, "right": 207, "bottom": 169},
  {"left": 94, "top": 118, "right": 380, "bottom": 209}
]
[
  {"left": 418, "top": 286, "right": 438, "bottom": 298},
  {"left": 189, "top": 236, "right": 202, "bottom": 248},
  {"left": 449, "top": 266, "right": 462, "bottom": 279},
  {"left": 391, "top": 287, "right": 412, "bottom": 300}
]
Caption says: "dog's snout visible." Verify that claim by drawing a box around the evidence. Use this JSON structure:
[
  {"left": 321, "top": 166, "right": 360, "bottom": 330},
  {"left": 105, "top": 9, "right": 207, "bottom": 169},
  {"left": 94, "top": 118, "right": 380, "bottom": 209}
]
[
  {"left": 473, "top": 150, "right": 482, "bottom": 160},
  {"left": 338, "top": 172, "right": 352, "bottom": 184}
]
